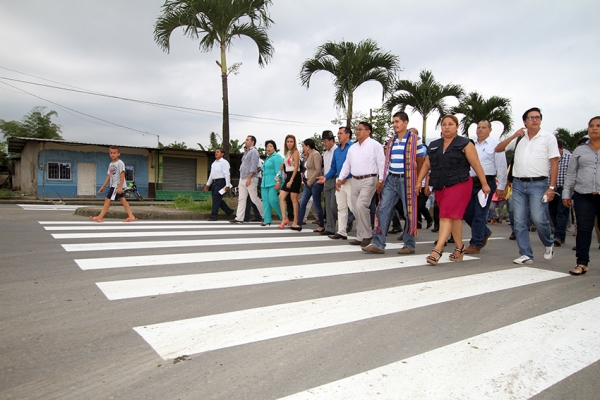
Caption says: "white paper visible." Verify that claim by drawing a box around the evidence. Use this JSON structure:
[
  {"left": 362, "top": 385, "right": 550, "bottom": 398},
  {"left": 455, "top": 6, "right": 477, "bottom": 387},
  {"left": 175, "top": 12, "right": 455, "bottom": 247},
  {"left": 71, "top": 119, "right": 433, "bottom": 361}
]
[
  {"left": 218, "top": 187, "right": 226, "bottom": 195},
  {"left": 478, "top": 190, "right": 488, "bottom": 207}
]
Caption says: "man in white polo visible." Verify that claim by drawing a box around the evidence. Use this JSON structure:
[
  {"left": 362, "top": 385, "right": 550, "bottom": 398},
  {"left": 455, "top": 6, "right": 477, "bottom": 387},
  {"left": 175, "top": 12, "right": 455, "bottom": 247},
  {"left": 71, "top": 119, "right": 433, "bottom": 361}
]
[{"left": 495, "top": 107, "right": 559, "bottom": 264}]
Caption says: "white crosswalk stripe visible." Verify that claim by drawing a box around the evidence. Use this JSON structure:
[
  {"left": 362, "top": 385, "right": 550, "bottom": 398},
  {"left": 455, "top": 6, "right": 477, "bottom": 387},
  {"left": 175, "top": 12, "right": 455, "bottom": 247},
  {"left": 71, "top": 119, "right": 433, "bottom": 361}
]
[
  {"left": 19, "top": 204, "right": 82, "bottom": 211},
  {"left": 41, "top": 220, "right": 596, "bottom": 398}
]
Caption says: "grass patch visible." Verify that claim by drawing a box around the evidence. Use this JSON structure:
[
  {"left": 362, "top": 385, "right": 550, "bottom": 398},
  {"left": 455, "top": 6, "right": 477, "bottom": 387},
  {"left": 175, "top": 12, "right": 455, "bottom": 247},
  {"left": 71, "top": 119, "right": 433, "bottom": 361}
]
[
  {"left": 172, "top": 194, "right": 213, "bottom": 213},
  {"left": 0, "top": 189, "right": 12, "bottom": 198}
]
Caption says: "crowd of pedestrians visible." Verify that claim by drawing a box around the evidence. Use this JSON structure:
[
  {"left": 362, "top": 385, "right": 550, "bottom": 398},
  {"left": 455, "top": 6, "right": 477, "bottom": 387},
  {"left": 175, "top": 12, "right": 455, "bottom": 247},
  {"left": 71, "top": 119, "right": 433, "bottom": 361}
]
[{"left": 204, "top": 109, "right": 600, "bottom": 277}]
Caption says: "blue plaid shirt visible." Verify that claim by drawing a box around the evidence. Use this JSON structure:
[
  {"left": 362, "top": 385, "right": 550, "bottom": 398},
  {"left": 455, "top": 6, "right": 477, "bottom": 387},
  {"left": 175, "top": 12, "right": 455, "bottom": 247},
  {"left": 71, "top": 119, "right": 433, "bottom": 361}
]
[{"left": 557, "top": 149, "right": 571, "bottom": 188}]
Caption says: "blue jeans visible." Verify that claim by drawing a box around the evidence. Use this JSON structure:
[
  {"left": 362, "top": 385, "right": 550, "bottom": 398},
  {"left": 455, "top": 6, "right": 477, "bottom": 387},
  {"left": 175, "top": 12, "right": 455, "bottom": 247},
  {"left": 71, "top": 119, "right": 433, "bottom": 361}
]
[
  {"left": 463, "top": 179, "right": 497, "bottom": 248},
  {"left": 548, "top": 187, "right": 569, "bottom": 241},
  {"left": 372, "top": 175, "right": 415, "bottom": 250},
  {"left": 511, "top": 178, "right": 554, "bottom": 258},
  {"left": 299, "top": 182, "right": 324, "bottom": 228},
  {"left": 572, "top": 192, "right": 600, "bottom": 266}
]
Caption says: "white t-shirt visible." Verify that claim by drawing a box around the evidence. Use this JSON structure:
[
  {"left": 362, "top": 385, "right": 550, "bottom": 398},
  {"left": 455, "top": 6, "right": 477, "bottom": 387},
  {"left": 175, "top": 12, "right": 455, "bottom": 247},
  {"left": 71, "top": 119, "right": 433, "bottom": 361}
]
[
  {"left": 108, "top": 160, "right": 127, "bottom": 189},
  {"left": 505, "top": 129, "right": 559, "bottom": 178}
]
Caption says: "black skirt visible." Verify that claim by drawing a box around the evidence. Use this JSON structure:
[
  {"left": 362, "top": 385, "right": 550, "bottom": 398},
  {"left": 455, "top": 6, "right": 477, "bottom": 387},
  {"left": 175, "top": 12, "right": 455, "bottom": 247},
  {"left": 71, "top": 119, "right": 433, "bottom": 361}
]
[{"left": 282, "top": 172, "right": 301, "bottom": 193}]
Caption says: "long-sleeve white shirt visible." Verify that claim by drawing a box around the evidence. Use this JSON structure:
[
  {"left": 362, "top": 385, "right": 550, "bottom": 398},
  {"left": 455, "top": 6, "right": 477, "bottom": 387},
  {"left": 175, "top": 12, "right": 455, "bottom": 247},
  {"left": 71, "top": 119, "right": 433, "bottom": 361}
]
[
  {"left": 323, "top": 144, "right": 337, "bottom": 176},
  {"left": 206, "top": 158, "right": 231, "bottom": 187},
  {"left": 339, "top": 137, "right": 385, "bottom": 180}
]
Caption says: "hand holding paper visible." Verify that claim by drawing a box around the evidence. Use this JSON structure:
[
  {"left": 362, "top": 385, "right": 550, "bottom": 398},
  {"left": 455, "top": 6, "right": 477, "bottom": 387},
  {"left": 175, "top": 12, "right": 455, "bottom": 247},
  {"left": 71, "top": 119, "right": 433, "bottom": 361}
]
[{"left": 478, "top": 189, "right": 488, "bottom": 207}]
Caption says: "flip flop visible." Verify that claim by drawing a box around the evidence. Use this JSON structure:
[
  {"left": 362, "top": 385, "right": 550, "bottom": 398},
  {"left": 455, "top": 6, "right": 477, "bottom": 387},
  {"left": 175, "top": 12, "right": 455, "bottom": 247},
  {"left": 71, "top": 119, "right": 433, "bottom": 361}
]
[
  {"left": 123, "top": 217, "right": 138, "bottom": 222},
  {"left": 89, "top": 216, "right": 104, "bottom": 223}
]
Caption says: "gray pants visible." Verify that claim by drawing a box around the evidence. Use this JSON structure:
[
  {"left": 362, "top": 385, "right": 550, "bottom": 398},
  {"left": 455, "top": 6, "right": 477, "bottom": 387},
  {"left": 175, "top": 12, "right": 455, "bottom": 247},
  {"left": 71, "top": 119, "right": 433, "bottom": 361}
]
[
  {"left": 324, "top": 178, "right": 338, "bottom": 233},
  {"left": 351, "top": 176, "right": 377, "bottom": 241}
]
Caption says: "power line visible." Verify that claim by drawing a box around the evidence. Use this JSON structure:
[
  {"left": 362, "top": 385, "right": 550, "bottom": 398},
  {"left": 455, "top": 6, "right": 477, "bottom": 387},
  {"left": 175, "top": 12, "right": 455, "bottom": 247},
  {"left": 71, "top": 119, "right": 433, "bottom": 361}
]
[{"left": 0, "top": 71, "right": 329, "bottom": 127}]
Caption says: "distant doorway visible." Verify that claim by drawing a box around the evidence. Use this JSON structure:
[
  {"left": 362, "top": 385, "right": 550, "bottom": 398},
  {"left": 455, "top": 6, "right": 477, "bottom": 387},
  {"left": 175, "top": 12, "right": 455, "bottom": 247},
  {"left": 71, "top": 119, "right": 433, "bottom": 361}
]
[{"left": 77, "top": 162, "right": 96, "bottom": 197}]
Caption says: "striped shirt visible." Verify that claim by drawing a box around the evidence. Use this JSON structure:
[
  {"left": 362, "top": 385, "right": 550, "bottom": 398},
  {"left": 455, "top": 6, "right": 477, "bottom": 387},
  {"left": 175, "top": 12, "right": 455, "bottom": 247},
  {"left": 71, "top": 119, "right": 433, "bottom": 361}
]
[{"left": 388, "top": 132, "right": 426, "bottom": 174}]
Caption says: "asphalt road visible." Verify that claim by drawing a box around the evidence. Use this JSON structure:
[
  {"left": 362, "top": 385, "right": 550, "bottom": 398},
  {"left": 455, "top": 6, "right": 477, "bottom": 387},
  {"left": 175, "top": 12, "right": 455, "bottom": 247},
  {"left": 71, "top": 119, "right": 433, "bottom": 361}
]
[{"left": 1, "top": 204, "right": 600, "bottom": 399}]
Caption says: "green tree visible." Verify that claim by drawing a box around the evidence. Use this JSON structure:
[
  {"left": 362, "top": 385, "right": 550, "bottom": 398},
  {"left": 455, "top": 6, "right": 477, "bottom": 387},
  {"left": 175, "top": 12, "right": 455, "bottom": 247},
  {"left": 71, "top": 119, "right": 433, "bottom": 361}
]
[
  {"left": 0, "top": 106, "right": 64, "bottom": 141},
  {"left": 331, "top": 110, "right": 368, "bottom": 132},
  {"left": 367, "top": 107, "right": 392, "bottom": 144},
  {"left": 154, "top": 0, "right": 275, "bottom": 161},
  {"left": 166, "top": 141, "right": 188, "bottom": 149},
  {"left": 385, "top": 69, "right": 464, "bottom": 144},
  {"left": 300, "top": 39, "right": 400, "bottom": 129},
  {"left": 451, "top": 92, "right": 513, "bottom": 137},
  {"left": 554, "top": 127, "right": 588, "bottom": 152}
]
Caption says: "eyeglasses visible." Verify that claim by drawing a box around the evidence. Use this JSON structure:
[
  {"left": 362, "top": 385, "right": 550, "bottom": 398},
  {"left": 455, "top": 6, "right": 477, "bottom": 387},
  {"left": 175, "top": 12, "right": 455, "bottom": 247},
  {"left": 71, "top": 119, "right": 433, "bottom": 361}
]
[{"left": 526, "top": 116, "right": 541, "bottom": 121}]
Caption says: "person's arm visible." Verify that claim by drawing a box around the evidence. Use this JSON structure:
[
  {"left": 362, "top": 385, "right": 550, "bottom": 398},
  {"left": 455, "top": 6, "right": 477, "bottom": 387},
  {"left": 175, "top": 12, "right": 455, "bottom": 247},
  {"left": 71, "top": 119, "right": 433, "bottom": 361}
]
[
  {"left": 205, "top": 163, "right": 214, "bottom": 191},
  {"left": 495, "top": 150, "right": 508, "bottom": 195},
  {"left": 563, "top": 152, "right": 579, "bottom": 207},
  {"left": 99, "top": 174, "right": 110, "bottom": 193},
  {"left": 415, "top": 156, "right": 430, "bottom": 193},
  {"left": 545, "top": 157, "right": 559, "bottom": 202},
  {"left": 464, "top": 143, "right": 491, "bottom": 195},
  {"left": 307, "top": 152, "right": 321, "bottom": 186},
  {"left": 118, "top": 171, "right": 126, "bottom": 194},
  {"left": 495, "top": 128, "right": 525, "bottom": 152}
]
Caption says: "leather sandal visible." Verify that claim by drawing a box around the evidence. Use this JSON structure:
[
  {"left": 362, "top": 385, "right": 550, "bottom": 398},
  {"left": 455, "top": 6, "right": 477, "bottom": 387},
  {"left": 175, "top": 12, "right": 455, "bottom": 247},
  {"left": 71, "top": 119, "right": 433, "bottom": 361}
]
[
  {"left": 426, "top": 248, "right": 443, "bottom": 265},
  {"left": 569, "top": 265, "right": 589, "bottom": 275},
  {"left": 449, "top": 245, "right": 466, "bottom": 262}
]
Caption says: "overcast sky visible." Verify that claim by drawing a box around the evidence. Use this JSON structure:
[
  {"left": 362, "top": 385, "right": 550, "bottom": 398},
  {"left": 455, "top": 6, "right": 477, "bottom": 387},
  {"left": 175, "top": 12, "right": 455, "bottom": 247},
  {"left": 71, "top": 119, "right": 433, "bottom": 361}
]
[{"left": 1, "top": 0, "right": 598, "bottom": 149}]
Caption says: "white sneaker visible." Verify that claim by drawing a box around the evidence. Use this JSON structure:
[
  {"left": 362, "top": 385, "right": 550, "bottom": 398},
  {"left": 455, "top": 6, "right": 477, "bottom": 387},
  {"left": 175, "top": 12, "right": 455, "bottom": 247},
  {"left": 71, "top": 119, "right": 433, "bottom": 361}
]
[
  {"left": 544, "top": 245, "right": 555, "bottom": 260},
  {"left": 513, "top": 255, "right": 534, "bottom": 265}
]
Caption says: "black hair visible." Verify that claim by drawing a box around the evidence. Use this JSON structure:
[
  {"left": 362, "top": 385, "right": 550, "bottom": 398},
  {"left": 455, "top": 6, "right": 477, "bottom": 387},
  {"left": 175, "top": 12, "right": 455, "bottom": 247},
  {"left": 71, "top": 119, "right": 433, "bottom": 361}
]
[
  {"left": 265, "top": 140, "right": 277, "bottom": 152},
  {"left": 392, "top": 111, "right": 409, "bottom": 122},
  {"left": 303, "top": 138, "right": 316, "bottom": 150},
  {"left": 358, "top": 121, "right": 373, "bottom": 133},
  {"left": 522, "top": 107, "right": 542, "bottom": 122},
  {"left": 247, "top": 135, "right": 257, "bottom": 145}
]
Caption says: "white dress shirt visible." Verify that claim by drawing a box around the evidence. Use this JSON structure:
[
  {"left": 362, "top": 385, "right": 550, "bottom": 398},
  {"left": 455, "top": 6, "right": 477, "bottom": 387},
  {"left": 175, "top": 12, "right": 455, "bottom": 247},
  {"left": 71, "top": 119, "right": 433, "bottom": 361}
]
[
  {"left": 505, "top": 129, "right": 560, "bottom": 178},
  {"left": 323, "top": 143, "right": 337, "bottom": 176},
  {"left": 339, "top": 137, "right": 385, "bottom": 180},
  {"left": 470, "top": 136, "right": 508, "bottom": 190},
  {"left": 206, "top": 158, "right": 231, "bottom": 187}
]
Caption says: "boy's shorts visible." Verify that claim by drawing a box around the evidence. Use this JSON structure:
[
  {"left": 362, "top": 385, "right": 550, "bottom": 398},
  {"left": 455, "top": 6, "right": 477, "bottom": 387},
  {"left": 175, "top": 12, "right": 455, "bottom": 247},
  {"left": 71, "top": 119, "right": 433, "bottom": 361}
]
[{"left": 106, "top": 187, "right": 125, "bottom": 200}]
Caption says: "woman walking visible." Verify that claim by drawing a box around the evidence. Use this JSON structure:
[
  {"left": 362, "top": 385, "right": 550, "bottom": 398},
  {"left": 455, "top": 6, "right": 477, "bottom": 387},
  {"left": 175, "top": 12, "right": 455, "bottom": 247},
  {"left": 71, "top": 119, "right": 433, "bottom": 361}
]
[
  {"left": 297, "top": 138, "right": 325, "bottom": 232},
  {"left": 563, "top": 116, "right": 600, "bottom": 275},
  {"left": 261, "top": 140, "right": 284, "bottom": 226},
  {"left": 416, "top": 115, "right": 490, "bottom": 265},
  {"left": 277, "top": 135, "right": 301, "bottom": 229}
]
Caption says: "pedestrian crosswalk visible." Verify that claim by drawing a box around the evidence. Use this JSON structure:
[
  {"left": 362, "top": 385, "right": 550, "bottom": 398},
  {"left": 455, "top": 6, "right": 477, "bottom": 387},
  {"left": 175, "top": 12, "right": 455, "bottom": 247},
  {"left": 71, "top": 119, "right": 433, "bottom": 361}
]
[
  {"left": 19, "top": 204, "right": 82, "bottom": 211},
  {"left": 39, "top": 219, "right": 598, "bottom": 398}
]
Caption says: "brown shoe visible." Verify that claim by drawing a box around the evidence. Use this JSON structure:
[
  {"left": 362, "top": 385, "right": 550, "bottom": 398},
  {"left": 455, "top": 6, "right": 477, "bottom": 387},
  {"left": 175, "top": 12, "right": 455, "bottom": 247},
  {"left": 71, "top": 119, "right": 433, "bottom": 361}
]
[
  {"left": 481, "top": 231, "right": 492, "bottom": 248},
  {"left": 362, "top": 244, "right": 384, "bottom": 254},
  {"left": 465, "top": 245, "right": 480, "bottom": 254},
  {"left": 349, "top": 239, "right": 362, "bottom": 245},
  {"left": 360, "top": 237, "right": 372, "bottom": 247},
  {"left": 397, "top": 246, "right": 415, "bottom": 254},
  {"left": 328, "top": 233, "right": 347, "bottom": 240}
]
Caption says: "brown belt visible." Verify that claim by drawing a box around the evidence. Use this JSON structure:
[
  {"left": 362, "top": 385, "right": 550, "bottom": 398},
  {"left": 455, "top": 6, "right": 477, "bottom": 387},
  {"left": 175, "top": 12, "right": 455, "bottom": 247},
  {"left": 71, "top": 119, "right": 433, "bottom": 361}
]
[{"left": 353, "top": 174, "right": 378, "bottom": 180}]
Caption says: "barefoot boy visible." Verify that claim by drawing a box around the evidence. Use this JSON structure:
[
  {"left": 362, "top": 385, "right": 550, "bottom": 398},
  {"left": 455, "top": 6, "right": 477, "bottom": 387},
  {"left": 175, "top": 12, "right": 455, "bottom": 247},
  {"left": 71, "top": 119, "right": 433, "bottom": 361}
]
[{"left": 90, "top": 146, "right": 137, "bottom": 222}]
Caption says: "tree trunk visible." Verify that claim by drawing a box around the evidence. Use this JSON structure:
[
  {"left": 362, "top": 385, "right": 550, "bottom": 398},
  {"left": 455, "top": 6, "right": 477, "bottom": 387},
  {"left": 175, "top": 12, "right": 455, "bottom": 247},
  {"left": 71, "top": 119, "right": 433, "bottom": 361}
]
[
  {"left": 422, "top": 117, "right": 427, "bottom": 145},
  {"left": 346, "top": 92, "right": 353, "bottom": 129},
  {"left": 220, "top": 43, "right": 230, "bottom": 161}
]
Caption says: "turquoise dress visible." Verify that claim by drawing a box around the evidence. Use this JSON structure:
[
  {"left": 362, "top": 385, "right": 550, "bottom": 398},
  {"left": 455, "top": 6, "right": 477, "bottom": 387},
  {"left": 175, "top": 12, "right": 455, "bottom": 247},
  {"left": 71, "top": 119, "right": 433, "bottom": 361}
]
[{"left": 261, "top": 152, "right": 284, "bottom": 223}]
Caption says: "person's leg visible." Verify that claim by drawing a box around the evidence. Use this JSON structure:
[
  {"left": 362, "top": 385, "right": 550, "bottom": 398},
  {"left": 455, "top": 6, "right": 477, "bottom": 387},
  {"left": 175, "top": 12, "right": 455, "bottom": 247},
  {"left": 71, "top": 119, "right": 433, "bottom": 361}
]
[
  {"left": 312, "top": 183, "right": 324, "bottom": 228},
  {"left": 262, "top": 187, "right": 273, "bottom": 224},
  {"left": 290, "top": 192, "right": 299, "bottom": 226},
  {"left": 278, "top": 191, "right": 288, "bottom": 223},
  {"left": 324, "top": 181, "right": 338, "bottom": 233},
  {"left": 95, "top": 197, "right": 112, "bottom": 221},
  {"left": 573, "top": 193, "right": 595, "bottom": 267},
  {"left": 235, "top": 182, "right": 249, "bottom": 222},
  {"left": 554, "top": 187, "right": 569, "bottom": 242},
  {"left": 372, "top": 177, "right": 400, "bottom": 250},
  {"left": 247, "top": 177, "right": 264, "bottom": 218},
  {"left": 118, "top": 197, "right": 136, "bottom": 221},
  {"left": 432, "top": 200, "right": 440, "bottom": 231},
  {"left": 418, "top": 192, "right": 433, "bottom": 225},
  {"left": 297, "top": 186, "right": 312, "bottom": 227},
  {"left": 398, "top": 177, "right": 417, "bottom": 250},
  {"left": 529, "top": 180, "right": 554, "bottom": 248},
  {"left": 511, "top": 179, "right": 534, "bottom": 258},
  {"left": 244, "top": 198, "right": 254, "bottom": 221},
  {"left": 210, "top": 184, "right": 221, "bottom": 219},
  {"left": 335, "top": 186, "right": 349, "bottom": 237},
  {"left": 352, "top": 178, "right": 377, "bottom": 241},
  {"left": 470, "top": 180, "right": 496, "bottom": 248}
]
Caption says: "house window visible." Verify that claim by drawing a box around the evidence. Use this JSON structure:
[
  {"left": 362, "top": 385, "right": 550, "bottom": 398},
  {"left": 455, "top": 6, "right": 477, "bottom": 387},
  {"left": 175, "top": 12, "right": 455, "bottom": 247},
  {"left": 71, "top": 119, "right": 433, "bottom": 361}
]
[
  {"left": 125, "top": 166, "right": 135, "bottom": 182},
  {"left": 47, "top": 162, "right": 71, "bottom": 180}
]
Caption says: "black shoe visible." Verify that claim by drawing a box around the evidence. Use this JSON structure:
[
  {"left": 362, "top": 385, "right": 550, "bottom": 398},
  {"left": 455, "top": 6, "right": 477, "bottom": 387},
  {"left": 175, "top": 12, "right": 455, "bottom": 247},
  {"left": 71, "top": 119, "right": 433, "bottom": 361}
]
[
  {"left": 207, "top": 217, "right": 218, "bottom": 221},
  {"left": 417, "top": 222, "right": 422, "bottom": 229},
  {"left": 252, "top": 218, "right": 263, "bottom": 222},
  {"left": 397, "top": 235, "right": 404, "bottom": 241},
  {"left": 320, "top": 230, "right": 335, "bottom": 235},
  {"left": 243, "top": 219, "right": 250, "bottom": 222},
  {"left": 346, "top": 224, "right": 353, "bottom": 233},
  {"left": 360, "top": 237, "right": 372, "bottom": 247},
  {"left": 328, "top": 233, "right": 347, "bottom": 240},
  {"left": 553, "top": 238, "right": 564, "bottom": 247},
  {"left": 349, "top": 239, "right": 362, "bottom": 245},
  {"left": 390, "top": 228, "right": 401, "bottom": 234},
  {"left": 509, "top": 232, "right": 516, "bottom": 240},
  {"left": 426, "top": 221, "right": 433, "bottom": 229},
  {"left": 290, "top": 225, "right": 303, "bottom": 231},
  {"left": 260, "top": 222, "right": 271, "bottom": 226},
  {"left": 230, "top": 220, "right": 243, "bottom": 224},
  {"left": 431, "top": 226, "right": 439, "bottom": 233},
  {"left": 227, "top": 212, "right": 234, "bottom": 220}
]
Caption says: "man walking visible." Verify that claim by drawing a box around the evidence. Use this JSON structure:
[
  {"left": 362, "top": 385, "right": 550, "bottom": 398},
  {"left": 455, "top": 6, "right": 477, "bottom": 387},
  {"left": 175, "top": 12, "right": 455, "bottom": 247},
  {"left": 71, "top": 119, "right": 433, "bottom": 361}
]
[
  {"left": 495, "top": 107, "right": 559, "bottom": 264},
  {"left": 320, "top": 130, "right": 338, "bottom": 235},
  {"left": 204, "top": 147, "right": 234, "bottom": 221},
  {"left": 362, "top": 112, "right": 425, "bottom": 255},
  {"left": 464, "top": 120, "right": 508, "bottom": 254},
  {"left": 548, "top": 139, "right": 571, "bottom": 246},
  {"left": 231, "top": 135, "right": 264, "bottom": 224},
  {"left": 338, "top": 122, "right": 385, "bottom": 246},
  {"left": 318, "top": 127, "right": 354, "bottom": 240}
]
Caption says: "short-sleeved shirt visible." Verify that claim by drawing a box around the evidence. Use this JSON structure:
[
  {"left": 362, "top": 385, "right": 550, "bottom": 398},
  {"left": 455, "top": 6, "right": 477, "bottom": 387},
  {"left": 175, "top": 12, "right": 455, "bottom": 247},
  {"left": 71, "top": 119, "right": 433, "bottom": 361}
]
[
  {"left": 505, "top": 129, "right": 560, "bottom": 178},
  {"left": 108, "top": 160, "right": 127, "bottom": 189},
  {"left": 388, "top": 132, "right": 426, "bottom": 174}
]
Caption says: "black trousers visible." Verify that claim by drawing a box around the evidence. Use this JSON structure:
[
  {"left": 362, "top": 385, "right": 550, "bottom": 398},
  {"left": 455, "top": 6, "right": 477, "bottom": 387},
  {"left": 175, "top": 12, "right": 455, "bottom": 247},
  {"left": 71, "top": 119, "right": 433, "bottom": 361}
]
[{"left": 211, "top": 179, "right": 233, "bottom": 218}]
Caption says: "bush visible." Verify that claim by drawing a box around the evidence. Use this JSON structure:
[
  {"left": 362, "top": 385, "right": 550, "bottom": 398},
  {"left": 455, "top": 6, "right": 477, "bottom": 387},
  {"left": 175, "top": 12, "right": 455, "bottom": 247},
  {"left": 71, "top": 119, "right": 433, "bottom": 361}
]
[{"left": 173, "top": 194, "right": 213, "bottom": 213}]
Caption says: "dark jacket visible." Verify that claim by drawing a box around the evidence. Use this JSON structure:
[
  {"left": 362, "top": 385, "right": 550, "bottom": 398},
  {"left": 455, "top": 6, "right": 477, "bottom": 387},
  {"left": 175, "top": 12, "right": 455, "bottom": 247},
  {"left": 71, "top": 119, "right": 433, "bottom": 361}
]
[{"left": 428, "top": 136, "right": 471, "bottom": 190}]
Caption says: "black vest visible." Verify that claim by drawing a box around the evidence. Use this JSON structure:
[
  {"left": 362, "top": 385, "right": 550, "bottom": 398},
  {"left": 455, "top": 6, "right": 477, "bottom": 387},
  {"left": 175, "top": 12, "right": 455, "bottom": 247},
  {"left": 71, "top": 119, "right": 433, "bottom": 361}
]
[{"left": 428, "top": 136, "right": 471, "bottom": 190}]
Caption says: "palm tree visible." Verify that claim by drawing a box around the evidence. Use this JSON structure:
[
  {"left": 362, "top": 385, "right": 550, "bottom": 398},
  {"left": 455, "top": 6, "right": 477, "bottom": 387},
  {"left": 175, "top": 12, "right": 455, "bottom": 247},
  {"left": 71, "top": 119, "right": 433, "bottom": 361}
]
[
  {"left": 385, "top": 70, "right": 464, "bottom": 144},
  {"left": 154, "top": 0, "right": 274, "bottom": 160},
  {"left": 554, "top": 127, "right": 588, "bottom": 152},
  {"left": 299, "top": 39, "right": 400, "bottom": 128},
  {"left": 451, "top": 92, "right": 513, "bottom": 137}
]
